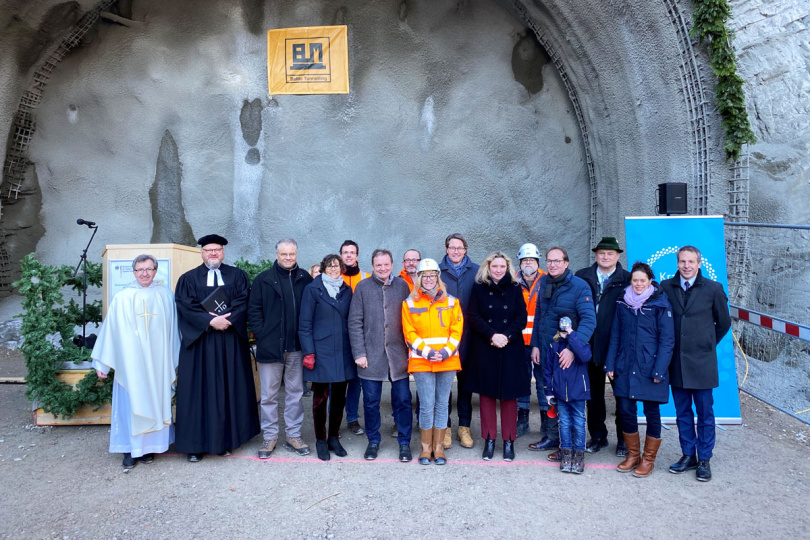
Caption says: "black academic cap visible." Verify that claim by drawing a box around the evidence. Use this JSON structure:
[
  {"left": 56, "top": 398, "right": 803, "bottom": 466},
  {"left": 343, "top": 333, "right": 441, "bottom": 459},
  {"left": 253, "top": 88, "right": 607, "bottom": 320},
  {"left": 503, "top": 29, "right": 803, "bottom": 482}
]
[{"left": 197, "top": 234, "right": 228, "bottom": 246}]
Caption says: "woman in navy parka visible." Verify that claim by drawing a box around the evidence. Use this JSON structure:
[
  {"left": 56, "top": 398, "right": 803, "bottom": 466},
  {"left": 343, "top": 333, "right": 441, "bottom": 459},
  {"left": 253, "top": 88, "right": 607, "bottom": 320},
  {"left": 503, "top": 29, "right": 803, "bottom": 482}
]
[{"left": 605, "top": 262, "right": 674, "bottom": 477}]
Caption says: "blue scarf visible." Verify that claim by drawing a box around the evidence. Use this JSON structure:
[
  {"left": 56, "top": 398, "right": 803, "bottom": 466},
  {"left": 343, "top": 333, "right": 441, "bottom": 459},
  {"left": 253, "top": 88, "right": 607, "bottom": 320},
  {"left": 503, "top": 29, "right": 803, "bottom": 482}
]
[{"left": 449, "top": 255, "right": 468, "bottom": 277}]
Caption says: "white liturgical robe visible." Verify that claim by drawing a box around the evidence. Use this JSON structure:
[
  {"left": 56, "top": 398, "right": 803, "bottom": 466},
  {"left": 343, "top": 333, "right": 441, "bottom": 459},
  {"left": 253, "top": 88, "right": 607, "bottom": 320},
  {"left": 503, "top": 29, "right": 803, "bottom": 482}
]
[{"left": 91, "top": 282, "right": 180, "bottom": 455}]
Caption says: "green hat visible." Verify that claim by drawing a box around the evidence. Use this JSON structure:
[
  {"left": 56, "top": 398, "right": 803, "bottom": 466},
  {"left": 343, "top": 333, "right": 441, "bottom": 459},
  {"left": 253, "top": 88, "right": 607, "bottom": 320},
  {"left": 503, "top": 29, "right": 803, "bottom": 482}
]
[{"left": 592, "top": 237, "right": 623, "bottom": 253}]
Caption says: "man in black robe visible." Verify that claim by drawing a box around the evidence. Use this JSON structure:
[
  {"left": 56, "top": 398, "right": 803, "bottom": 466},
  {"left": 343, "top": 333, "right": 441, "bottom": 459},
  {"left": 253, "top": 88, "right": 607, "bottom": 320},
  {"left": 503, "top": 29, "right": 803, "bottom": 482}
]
[{"left": 174, "top": 234, "right": 259, "bottom": 461}]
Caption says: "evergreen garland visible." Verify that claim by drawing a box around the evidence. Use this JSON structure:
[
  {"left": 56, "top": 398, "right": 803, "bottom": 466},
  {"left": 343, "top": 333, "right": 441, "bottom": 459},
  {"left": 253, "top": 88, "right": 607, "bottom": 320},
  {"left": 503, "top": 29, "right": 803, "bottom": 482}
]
[
  {"left": 14, "top": 254, "right": 111, "bottom": 418},
  {"left": 692, "top": 0, "right": 756, "bottom": 161},
  {"left": 233, "top": 257, "right": 273, "bottom": 283},
  {"left": 15, "top": 254, "right": 275, "bottom": 419}
]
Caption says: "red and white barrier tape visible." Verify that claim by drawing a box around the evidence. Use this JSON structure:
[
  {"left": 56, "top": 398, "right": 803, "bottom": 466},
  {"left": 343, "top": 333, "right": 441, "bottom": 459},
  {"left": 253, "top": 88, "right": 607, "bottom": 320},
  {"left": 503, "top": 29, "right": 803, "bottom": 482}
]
[{"left": 730, "top": 305, "right": 810, "bottom": 342}]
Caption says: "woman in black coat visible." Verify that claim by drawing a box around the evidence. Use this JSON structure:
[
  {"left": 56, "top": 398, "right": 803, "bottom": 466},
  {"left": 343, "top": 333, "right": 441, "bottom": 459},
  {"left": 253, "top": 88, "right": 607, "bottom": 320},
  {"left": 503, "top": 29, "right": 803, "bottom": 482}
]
[
  {"left": 298, "top": 254, "right": 356, "bottom": 461},
  {"left": 462, "top": 251, "right": 528, "bottom": 461}
]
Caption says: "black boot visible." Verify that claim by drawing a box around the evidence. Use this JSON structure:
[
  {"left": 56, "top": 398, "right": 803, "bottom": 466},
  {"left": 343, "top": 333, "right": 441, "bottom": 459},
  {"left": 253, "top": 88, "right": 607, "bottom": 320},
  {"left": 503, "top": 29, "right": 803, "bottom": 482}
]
[
  {"left": 571, "top": 450, "right": 585, "bottom": 474},
  {"left": 122, "top": 453, "right": 137, "bottom": 469},
  {"left": 516, "top": 409, "right": 530, "bottom": 438},
  {"left": 503, "top": 440, "right": 515, "bottom": 461},
  {"left": 482, "top": 438, "right": 495, "bottom": 461},
  {"left": 560, "top": 448, "right": 573, "bottom": 473}
]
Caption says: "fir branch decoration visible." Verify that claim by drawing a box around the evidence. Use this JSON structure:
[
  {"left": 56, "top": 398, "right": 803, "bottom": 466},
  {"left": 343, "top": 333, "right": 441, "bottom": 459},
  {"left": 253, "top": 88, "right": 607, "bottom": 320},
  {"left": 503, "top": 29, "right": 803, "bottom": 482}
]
[
  {"left": 233, "top": 257, "right": 273, "bottom": 283},
  {"left": 14, "top": 254, "right": 111, "bottom": 418},
  {"left": 691, "top": 0, "right": 756, "bottom": 161}
]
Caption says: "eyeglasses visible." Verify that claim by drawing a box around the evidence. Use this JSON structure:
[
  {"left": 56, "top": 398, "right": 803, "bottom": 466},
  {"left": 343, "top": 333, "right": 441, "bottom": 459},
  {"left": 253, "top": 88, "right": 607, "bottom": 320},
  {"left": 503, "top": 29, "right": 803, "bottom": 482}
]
[
  {"left": 403, "top": 258, "right": 421, "bottom": 264},
  {"left": 421, "top": 273, "right": 439, "bottom": 280},
  {"left": 546, "top": 259, "right": 566, "bottom": 265},
  {"left": 134, "top": 268, "right": 156, "bottom": 274},
  {"left": 447, "top": 247, "right": 466, "bottom": 252},
  {"left": 202, "top": 248, "right": 223, "bottom": 254},
  {"left": 326, "top": 264, "right": 341, "bottom": 269}
]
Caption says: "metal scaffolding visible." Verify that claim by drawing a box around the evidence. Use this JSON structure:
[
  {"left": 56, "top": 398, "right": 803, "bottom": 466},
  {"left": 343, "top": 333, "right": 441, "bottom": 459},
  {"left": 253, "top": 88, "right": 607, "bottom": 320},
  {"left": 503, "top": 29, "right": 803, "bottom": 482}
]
[
  {"left": 664, "top": 0, "right": 711, "bottom": 216},
  {"left": 0, "top": 0, "right": 118, "bottom": 291}
]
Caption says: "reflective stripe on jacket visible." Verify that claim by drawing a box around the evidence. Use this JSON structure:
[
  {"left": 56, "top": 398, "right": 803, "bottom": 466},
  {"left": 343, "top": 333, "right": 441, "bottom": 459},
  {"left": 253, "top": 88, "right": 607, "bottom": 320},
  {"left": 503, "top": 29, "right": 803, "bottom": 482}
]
[
  {"left": 517, "top": 271, "right": 545, "bottom": 346},
  {"left": 401, "top": 289, "right": 463, "bottom": 373}
]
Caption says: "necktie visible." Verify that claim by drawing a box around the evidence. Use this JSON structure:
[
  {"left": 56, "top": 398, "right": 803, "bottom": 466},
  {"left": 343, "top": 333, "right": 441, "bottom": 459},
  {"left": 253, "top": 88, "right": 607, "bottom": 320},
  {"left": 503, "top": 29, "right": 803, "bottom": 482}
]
[{"left": 682, "top": 280, "right": 690, "bottom": 303}]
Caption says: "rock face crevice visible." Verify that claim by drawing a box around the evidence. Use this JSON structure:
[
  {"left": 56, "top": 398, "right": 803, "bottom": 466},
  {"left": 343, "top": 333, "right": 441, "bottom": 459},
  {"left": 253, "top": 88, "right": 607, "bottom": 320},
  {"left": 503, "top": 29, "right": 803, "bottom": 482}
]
[{"left": 149, "top": 130, "right": 195, "bottom": 246}]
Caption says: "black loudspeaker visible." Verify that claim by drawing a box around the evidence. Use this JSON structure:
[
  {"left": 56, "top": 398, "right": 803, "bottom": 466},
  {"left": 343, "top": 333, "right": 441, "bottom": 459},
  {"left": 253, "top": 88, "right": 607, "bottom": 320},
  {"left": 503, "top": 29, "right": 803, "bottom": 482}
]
[{"left": 657, "top": 183, "right": 687, "bottom": 215}]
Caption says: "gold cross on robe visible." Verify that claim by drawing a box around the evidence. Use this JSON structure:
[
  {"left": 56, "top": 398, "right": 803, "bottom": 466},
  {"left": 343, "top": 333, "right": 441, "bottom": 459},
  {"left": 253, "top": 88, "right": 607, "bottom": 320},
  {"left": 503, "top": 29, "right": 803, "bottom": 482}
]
[{"left": 136, "top": 299, "right": 156, "bottom": 337}]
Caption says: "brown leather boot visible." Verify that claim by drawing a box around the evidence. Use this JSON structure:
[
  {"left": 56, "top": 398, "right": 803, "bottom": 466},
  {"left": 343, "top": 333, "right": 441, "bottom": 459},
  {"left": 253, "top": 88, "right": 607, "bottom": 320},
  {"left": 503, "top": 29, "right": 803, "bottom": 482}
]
[
  {"left": 616, "top": 432, "right": 641, "bottom": 473},
  {"left": 633, "top": 435, "right": 662, "bottom": 477},
  {"left": 433, "top": 427, "right": 447, "bottom": 465},
  {"left": 418, "top": 429, "right": 433, "bottom": 465}
]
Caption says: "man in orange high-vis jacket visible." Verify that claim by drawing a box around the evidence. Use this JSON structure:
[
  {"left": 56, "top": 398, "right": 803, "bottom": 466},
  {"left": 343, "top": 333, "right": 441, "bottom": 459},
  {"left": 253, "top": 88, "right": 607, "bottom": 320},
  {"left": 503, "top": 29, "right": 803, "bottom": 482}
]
[
  {"left": 515, "top": 243, "right": 546, "bottom": 438},
  {"left": 340, "top": 240, "right": 370, "bottom": 292},
  {"left": 398, "top": 249, "right": 421, "bottom": 292},
  {"left": 339, "top": 239, "right": 370, "bottom": 436},
  {"left": 402, "top": 258, "right": 464, "bottom": 465}
]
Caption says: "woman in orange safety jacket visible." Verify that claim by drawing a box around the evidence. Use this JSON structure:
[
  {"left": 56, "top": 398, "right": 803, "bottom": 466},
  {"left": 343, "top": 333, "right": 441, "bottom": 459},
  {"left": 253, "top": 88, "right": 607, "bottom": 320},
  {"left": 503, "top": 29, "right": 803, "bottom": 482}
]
[{"left": 401, "top": 258, "right": 463, "bottom": 466}]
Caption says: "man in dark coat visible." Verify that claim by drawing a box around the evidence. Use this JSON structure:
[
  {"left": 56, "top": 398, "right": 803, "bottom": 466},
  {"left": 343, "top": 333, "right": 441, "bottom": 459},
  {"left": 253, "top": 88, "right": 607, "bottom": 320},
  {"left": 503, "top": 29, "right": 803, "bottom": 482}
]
[
  {"left": 661, "top": 245, "right": 731, "bottom": 482},
  {"left": 348, "top": 249, "right": 412, "bottom": 461},
  {"left": 575, "top": 236, "right": 631, "bottom": 455},
  {"left": 248, "top": 238, "right": 313, "bottom": 459},
  {"left": 438, "top": 233, "right": 479, "bottom": 449},
  {"left": 529, "top": 247, "right": 596, "bottom": 453},
  {"left": 174, "top": 235, "right": 260, "bottom": 462}
]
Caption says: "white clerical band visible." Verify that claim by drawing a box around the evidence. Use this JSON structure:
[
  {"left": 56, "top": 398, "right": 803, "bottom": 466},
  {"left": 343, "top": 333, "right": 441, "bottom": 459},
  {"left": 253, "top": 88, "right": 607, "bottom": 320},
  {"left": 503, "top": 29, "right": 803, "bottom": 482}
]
[{"left": 207, "top": 269, "right": 225, "bottom": 287}]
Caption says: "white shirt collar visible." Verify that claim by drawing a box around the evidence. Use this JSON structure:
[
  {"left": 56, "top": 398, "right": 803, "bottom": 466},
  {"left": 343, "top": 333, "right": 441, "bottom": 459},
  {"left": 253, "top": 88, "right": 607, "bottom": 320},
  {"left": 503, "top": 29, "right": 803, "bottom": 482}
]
[{"left": 207, "top": 269, "right": 224, "bottom": 286}]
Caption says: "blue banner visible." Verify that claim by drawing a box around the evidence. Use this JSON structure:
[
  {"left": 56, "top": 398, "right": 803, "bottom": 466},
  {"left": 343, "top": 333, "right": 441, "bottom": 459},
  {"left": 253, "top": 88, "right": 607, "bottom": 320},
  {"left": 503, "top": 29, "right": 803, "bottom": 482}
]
[{"left": 624, "top": 216, "right": 740, "bottom": 423}]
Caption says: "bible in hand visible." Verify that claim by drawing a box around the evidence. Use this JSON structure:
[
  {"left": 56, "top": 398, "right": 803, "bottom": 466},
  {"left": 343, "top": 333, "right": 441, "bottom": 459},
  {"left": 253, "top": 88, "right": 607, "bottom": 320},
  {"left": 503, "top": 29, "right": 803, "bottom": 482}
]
[{"left": 201, "top": 287, "right": 231, "bottom": 315}]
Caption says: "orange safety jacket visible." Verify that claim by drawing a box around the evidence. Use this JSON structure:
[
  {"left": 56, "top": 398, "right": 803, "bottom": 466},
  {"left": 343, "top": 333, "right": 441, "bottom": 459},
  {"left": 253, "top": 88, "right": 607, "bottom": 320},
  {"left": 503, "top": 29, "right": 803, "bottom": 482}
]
[
  {"left": 401, "top": 289, "right": 463, "bottom": 373},
  {"left": 518, "top": 270, "right": 546, "bottom": 346},
  {"left": 398, "top": 269, "right": 415, "bottom": 292},
  {"left": 342, "top": 269, "right": 370, "bottom": 291}
]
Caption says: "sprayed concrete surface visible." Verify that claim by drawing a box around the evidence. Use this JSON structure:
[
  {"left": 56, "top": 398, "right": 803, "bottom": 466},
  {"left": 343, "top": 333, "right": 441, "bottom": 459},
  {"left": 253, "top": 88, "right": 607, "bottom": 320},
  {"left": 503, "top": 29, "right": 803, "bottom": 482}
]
[{"left": 0, "top": 348, "right": 808, "bottom": 539}]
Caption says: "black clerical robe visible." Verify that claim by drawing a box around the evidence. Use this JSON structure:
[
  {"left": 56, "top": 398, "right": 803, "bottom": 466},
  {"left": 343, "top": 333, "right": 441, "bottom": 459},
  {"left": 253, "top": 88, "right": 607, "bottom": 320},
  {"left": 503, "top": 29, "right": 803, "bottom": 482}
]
[{"left": 174, "top": 263, "right": 259, "bottom": 454}]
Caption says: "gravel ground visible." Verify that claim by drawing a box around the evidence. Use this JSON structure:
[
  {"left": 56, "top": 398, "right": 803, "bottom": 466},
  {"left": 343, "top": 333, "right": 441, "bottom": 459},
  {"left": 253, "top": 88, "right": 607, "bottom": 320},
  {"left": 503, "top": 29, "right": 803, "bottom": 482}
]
[{"left": 0, "top": 349, "right": 808, "bottom": 540}]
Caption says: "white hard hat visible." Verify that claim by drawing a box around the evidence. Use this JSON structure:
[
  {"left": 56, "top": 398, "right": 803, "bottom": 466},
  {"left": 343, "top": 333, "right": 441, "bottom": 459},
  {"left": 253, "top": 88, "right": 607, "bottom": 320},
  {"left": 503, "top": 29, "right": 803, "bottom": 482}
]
[
  {"left": 417, "top": 258, "right": 440, "bottom": 273},
  {"left": 518, "top": 243, "right": 541, "bottom": 261}
]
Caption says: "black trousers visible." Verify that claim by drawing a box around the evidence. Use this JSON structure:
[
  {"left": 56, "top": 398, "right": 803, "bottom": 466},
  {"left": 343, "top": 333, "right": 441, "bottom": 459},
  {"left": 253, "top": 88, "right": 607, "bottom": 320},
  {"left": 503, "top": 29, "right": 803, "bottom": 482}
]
[
  {"left": 455, "top": 370, "right": 473, "bottom": 428},
  {"left": 586, "top": 361, "right": 623, "bottom": 442}
]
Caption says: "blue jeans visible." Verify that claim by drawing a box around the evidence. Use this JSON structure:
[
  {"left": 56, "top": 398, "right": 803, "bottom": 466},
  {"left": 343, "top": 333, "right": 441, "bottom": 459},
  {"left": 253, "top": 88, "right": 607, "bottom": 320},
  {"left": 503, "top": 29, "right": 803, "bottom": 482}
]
[
  {"left": 412, "top": 371, "right": 456, "bottom": 430},
  {"left": 517, "top": 346, "right": 544, "bottom": 411},
  {"left": 557, "top": 400, "right": 586, "bottom": 451},
  {"left": 344, "top": 376, "right": 361, "bottom": 423},
  {"left": 672, "top": 387, "right": 715, "bottom": 459},
  {"left": 360, "top": 378, "right": 412, "bottom": 445}
]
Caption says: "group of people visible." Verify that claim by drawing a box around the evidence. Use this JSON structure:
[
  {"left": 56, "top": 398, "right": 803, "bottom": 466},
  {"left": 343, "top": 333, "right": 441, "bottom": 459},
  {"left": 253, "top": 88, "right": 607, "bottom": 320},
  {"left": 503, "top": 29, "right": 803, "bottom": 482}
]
[{"left": 91, "top": 232, "right": 731, "bottom": 482}]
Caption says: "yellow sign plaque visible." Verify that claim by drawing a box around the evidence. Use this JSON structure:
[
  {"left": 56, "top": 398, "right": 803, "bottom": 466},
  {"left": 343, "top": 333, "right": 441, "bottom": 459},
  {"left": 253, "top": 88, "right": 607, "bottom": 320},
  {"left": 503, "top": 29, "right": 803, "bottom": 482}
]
[{"left": 267, "top": 25, "right": 350, "bottom": 95}]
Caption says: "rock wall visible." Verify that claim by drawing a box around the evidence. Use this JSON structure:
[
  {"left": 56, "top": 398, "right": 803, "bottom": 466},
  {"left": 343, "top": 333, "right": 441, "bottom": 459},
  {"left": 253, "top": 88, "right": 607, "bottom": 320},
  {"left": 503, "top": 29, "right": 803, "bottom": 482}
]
[
  {"left": 731, "top": 0, "right": 810, "bottom": 224},
  {"left": 0, "top": 0, "right": 806, "bottom": 288},
  {"left": 728, "top": 0, "right": 810, "bottom": 324},
  {"left": 4, "top": 0, "right": 591, "bottom": 271}
]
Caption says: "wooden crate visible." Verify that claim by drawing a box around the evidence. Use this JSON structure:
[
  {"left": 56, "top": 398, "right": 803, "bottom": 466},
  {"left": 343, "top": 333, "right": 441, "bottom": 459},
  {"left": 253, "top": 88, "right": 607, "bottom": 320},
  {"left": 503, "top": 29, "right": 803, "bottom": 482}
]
[{"left": 34, "top": 370, "right": 111, "bottom": 426}]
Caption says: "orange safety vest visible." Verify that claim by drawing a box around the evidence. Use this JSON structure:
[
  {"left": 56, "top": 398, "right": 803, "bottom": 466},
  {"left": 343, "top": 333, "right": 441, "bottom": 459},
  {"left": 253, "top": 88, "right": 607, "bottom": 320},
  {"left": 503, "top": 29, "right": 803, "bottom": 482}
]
[
  {"left": 398, "top": 269, "right": 415, "bottom": 292},
  {"left": 401, "top": 289, "right": 463, "bottom": 373},
  {"left": 518, "top": 270, "right": 545, "bottom": 346},
  {"left": 342, "top": 269, "right": 370, "bottom": 291}
]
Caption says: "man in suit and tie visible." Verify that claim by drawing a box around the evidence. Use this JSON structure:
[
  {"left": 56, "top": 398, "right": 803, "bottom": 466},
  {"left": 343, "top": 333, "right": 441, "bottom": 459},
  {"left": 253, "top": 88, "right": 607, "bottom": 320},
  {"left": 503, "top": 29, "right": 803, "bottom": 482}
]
[{"left": 661, "top": 246, "right": 731, "bottom": 482}]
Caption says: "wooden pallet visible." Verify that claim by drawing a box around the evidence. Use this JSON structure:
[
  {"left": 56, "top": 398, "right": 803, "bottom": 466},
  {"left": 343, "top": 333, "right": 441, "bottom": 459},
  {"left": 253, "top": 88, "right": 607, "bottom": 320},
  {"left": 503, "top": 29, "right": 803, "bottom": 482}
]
[{"left": 34, "top": 370, "right": 111, "bottom": 426}]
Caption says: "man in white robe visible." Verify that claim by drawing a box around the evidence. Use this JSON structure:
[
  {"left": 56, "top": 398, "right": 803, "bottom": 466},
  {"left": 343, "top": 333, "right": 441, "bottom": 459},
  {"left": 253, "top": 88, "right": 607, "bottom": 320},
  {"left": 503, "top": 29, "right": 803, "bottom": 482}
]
[{"left": 91, "top": 254, "right": 181, "bottom": 469}]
